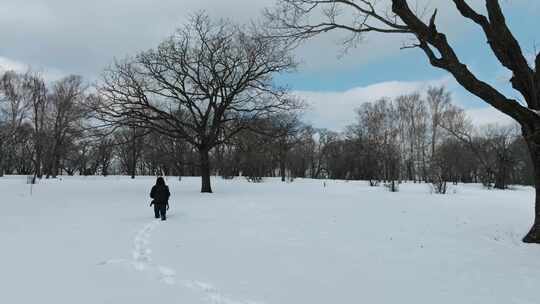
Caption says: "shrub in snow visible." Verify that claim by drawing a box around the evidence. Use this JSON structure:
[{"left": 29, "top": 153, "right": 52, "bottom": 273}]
[
  {"left": 427, "top": 152, "right": 451, "bottom": 194},
  {"left": 429, "top": 180, "right": 447, "bottom": 194},
  {"left": 369, "top": 179, "right": 380, "bottom": 187},
  {"left": 246, "top": 176, "right": 264, "bottom": 183},
  {"left": 26, "top": 175, "right": 38, "bottom": 185},
  {"left": 384, "top": 181, "right": 399, "bottom": 192}
]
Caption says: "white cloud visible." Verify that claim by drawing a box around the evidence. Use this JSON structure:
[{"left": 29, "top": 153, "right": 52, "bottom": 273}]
[
  {"left": 0, "top": 0, "right": 520, "bottom": 79},
  {"left": 0, "top": 0, "right": 276, "bottom": 79},
  {"left": 0, "top": 57, "right": 28, "bottom": 73},
  {"left": 295, "top": 76, "right": 518, "bottom": 131},
  {"left": 466, "top": 107, "right": 515, "bottom": 127},
  {"left": 0, "top": 56, "right": 65, "bottom": 82},
  {"left": 295, "top": 77, "right": 451, "bottom": 130}
]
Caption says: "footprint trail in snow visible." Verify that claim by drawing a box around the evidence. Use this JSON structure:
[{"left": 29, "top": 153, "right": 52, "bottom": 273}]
[
  {"left": 131, "top": 220, "right": 177, "bottom": 284},
  {"left": 99, "top": 220, "right": 177, "bottom": 284},
  {"left": 101, "top": 220, "right": 262, "bottom": 304},
  {"left": 184, "top": 280, "right": 263, "bottom": 304}
]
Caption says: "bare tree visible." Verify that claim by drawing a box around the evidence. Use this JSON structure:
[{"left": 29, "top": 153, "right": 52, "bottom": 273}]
[
  {"left": 266, "top": 0, "right": 540, "bottom": 243},
  {"left": 0, "top": 71, "right": 30, "bottom": 176},
  {"left": 44, "top": 75, "right": 87, "bottom": 178},
  {"left": 426, "top": 86, "right": 453, "bottom": 192},
  {"left": 311, "top": 128, "right": 334, "bottom": 179},
  {"left": 91, "top": 135, "right": 115, "bottom": 176},
  {"left": 114, "top": 125, "right": 147, "bottom": 179},
  {"left": 270, "top": 113, "right": 303, "bottom": 182},
  {"left": 95, "top": 13, "right": 298, "bottom": 193},
  {"left": 481, "top": 124, "right": 520, "bottom": 190},
  {"left": 234, "top": 123, "right": 277, "bottom": 182},
  {"left": 21, "top": 72, "right": 49, "bottom": 180},
  {"left": 396, "top": 93, "right": 427, "bottom": 182},
  {"left": 354, "top": 98, "right": 401, "bottom": 189},
  {"left": 426, "top": 86, "right": 452, "bottom": 157},
  {"left": 141, "top": 132, "right": 189, "bottom": 177},
  {"left": 289, "top": 125, "right": 318, "bottom": 178}
]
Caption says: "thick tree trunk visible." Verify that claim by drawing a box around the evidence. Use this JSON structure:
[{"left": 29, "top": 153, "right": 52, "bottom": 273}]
[
  {"left": 494, "top": 168, "right": 507, "bottom": 190},
  {"left": 199, "top": 148, "right": 212, "bottom": 193},
  {"left": 130, "top": 127, "right": 137, "bottom": 179},
  {"left": 52, "top": 153, "right": 60, "bottom": 178},
  {"left": 280, "top": 159, "right": 286, "bottom": 182},
  {"left": 279, "top": 143, "right": 287, "bottom": 182},
  {"left": 523, "top": 136, "right": 540, "bottom": 243},
  {"left": 130, "top": 166, "right": 136, "bottom": 179},
  {"left": 35, "top": 151, "right": 43, "bottom": 179}
]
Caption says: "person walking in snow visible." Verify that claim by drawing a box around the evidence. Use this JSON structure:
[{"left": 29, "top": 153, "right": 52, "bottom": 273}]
[{"left": 150, "top": 177, "right": 170, "bottom": 221}]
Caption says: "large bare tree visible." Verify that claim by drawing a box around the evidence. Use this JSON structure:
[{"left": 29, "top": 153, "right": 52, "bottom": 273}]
[
  {"left": 28, "top": 73, "right": 49, "bottom": 179},
  {"left": 95, "top": 13, "right": 298, "bottom": 193},
  {"left": 1, "top": 71, "right": 49, "bottom": 179},
  {"left": 0, "top": 71, "right": 30, "bottom": 176},
  {"left": 45, "top": 75, "right": 87, "bottom": 178},
  {"left": 265, "top": 0, "right": 540, "bottom": 243}
]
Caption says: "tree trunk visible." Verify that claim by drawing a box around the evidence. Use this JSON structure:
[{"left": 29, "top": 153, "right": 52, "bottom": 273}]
[
  {"left": 130, "top": 127, "right": 137, "bottom": 179},
  {"left": 199, "top": 148, "right": 212, "bottom": 193},
  {"left": 51, "top": 155, "right": 59, "bottom": 179},
  {"left": 494, "top": 168, "right": 506, "bottom": 190},
  {"left": 280, "top": 158, "right": 286, "bottom": 182},
  {"left": 523, "top": 135, "right": 540, "bottom": 243},
  {"left": 279, "top": 142, "right": 286, "bottom": 182},
  {"left": 0, "top": 143, "right": 4, "bottom": 177},
  {"left": 35, "top": 150, "right": 43, "bottom": 179},
  {"left": 130, "top": 164, "right": 136, "bottom": 179}
]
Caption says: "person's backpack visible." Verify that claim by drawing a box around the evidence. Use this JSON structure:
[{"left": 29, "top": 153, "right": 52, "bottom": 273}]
[{"left": 152, "top": 185, "right": 170, "bottom": 203}]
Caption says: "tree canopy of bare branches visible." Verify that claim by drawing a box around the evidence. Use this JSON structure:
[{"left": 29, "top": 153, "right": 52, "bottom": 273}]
[
  {"left": 265, "top": 0, "right": 540, "bottom": 243},
  {"left": 94, "top": 12, "right": 300, "bottom": 193}
]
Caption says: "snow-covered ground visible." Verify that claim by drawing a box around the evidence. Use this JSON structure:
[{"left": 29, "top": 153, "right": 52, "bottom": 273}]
[{"left": 1, "top": 176, "right": 539, "bottom": 304}]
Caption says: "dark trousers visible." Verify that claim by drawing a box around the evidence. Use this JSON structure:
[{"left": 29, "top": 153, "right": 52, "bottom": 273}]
[{"left": 154, "top": 204, "right": 167, "bottom": 220}]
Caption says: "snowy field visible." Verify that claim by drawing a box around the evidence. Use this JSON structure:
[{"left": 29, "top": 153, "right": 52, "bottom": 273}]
[{"left": 1, "top": 176, "right": 539, "bottom": 304}]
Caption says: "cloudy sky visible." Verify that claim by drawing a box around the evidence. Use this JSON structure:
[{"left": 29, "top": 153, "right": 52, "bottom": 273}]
[{"left": 1, "top": 0, "right": 538, "bottom": 130}]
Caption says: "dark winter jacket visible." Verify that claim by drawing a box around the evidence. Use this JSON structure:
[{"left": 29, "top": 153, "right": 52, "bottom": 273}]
[{"left": 150, "top": 185, "right": 170, "bottom": 205}]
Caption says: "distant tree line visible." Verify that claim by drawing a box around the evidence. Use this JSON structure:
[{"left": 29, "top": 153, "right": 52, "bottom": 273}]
[
  {"left": 0, "top": 72, "right": 532, "bottom": 192},
  {"left": 214, "top": 86, "right": 533, "bottom": 193}
]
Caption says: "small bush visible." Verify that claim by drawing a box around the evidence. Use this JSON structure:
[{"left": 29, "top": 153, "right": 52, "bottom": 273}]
[
  {"left": 245, "top": 176, "right": 264, "bottom": 183},
  {"left": 384, "top": 180, "right": 399, "bottom": 192},
  {"left": 369, "top": 179, "right": 380, "bottom": 187},
  {"left": 429, "top": 178, "right": 447, "bottom": 194}
]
